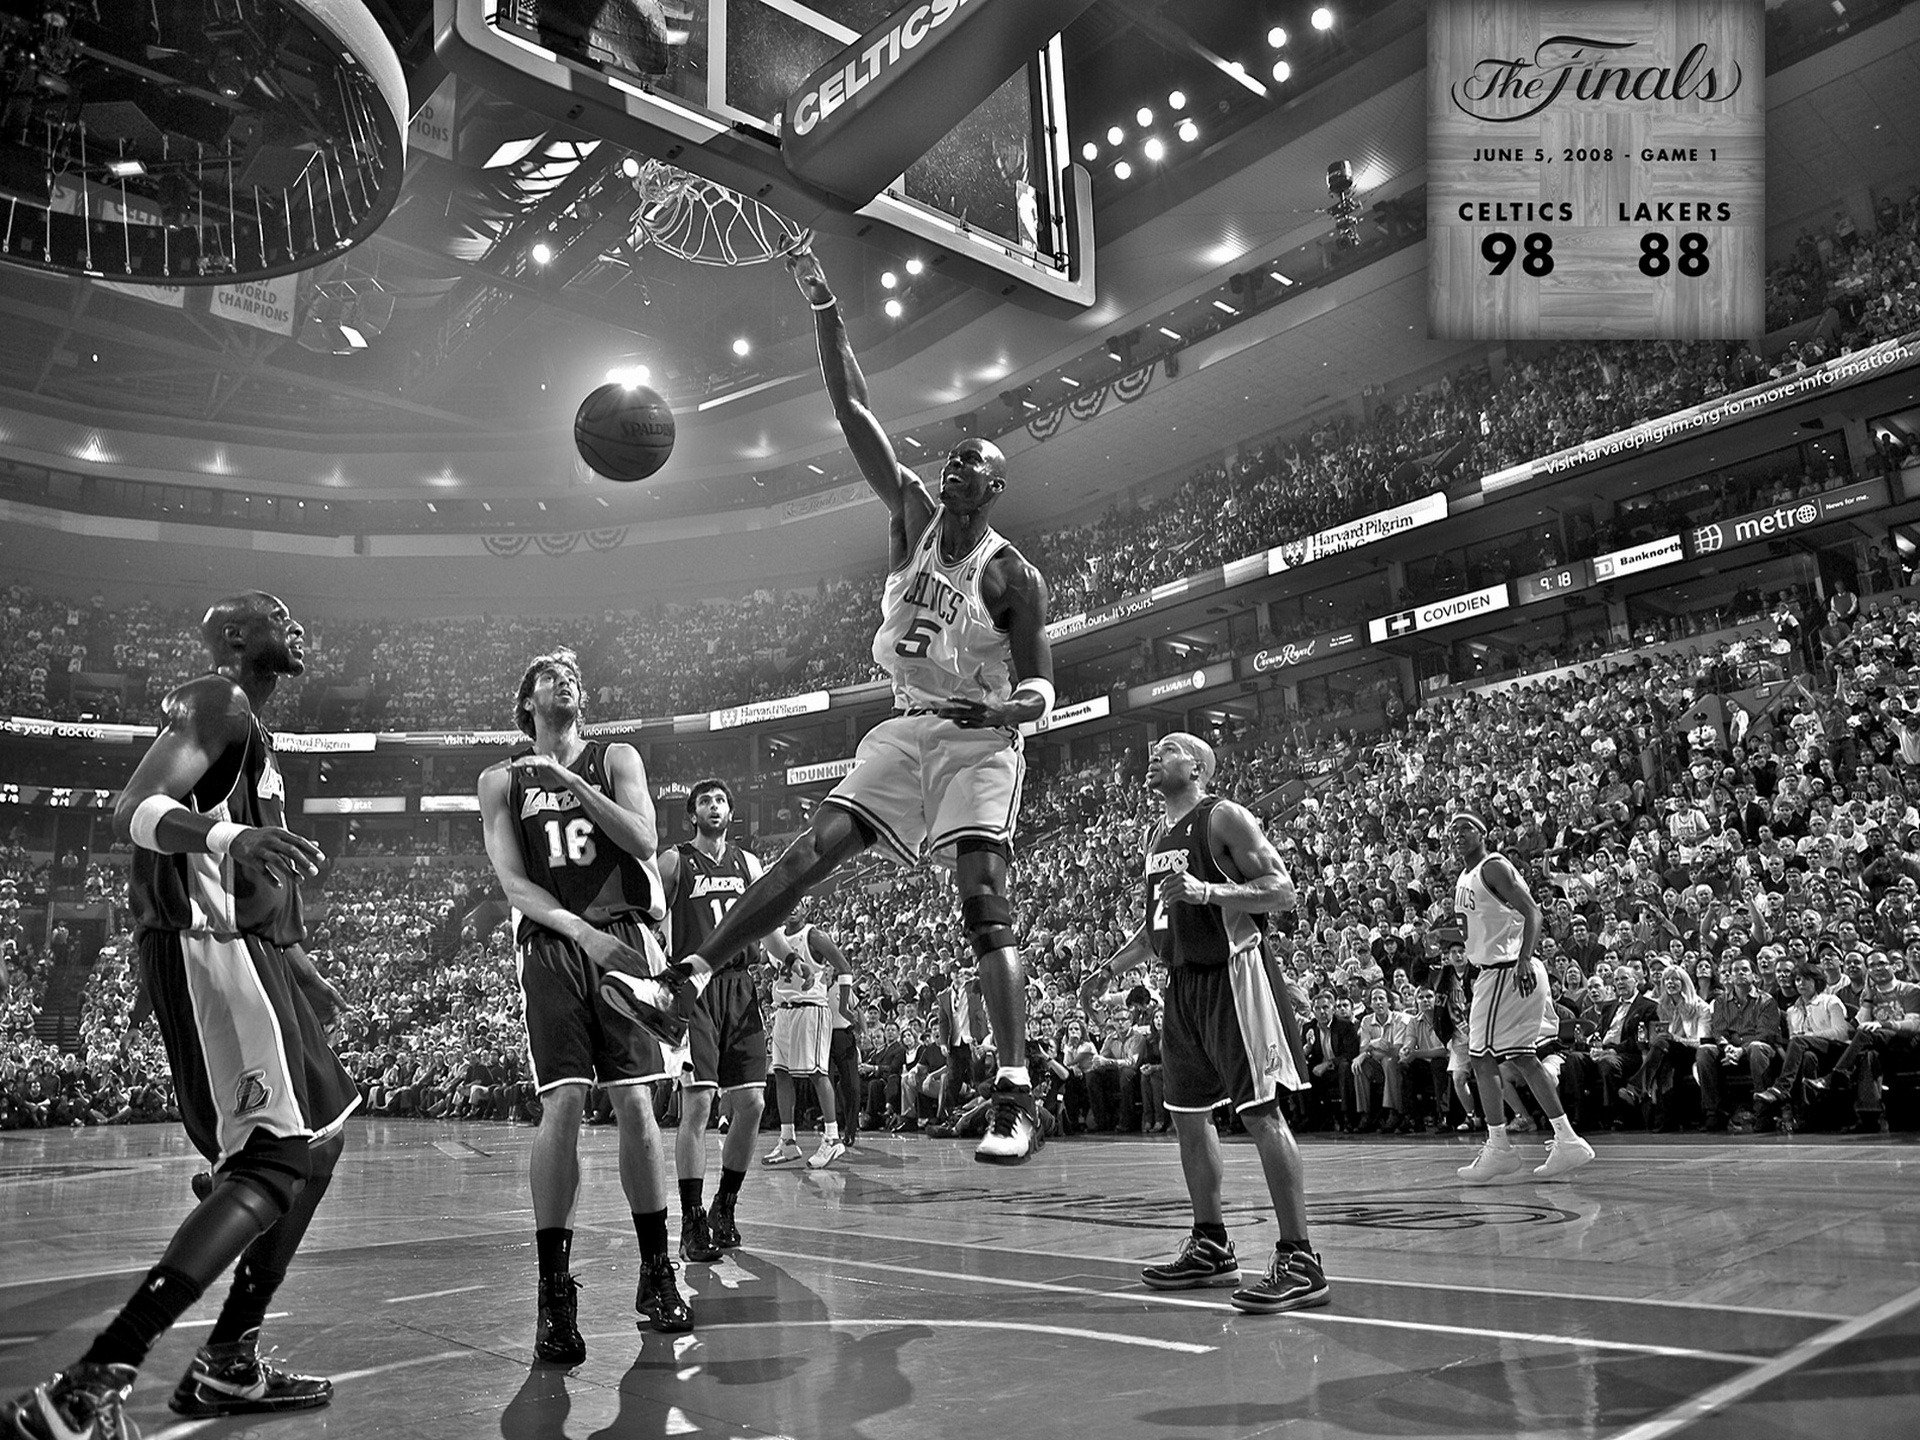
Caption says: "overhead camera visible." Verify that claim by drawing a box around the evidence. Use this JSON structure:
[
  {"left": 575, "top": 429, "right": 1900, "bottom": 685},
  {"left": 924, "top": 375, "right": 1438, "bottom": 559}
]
[
  {"left": 1326, "top": 160, "right": 1354, "bottom": 197},
  {"left": 1326, "top": 159, "right": 1362, "bottom": 249}
]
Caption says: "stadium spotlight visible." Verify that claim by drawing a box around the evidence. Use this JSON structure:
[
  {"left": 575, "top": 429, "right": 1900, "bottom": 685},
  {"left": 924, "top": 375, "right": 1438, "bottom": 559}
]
[
  {"left": 1312, "top": 7, "right": 1335, "bottom": 30},
  {"left": 884, "top": 297, "right": 904, "bottom": 318},
  {"left": 1273, "top": 60, "right": 1291, "bottom": 83},
  {"left": 1168, "top": 89, "right": 1186, "bottom": 110},
  {"left": 1136, "top": 106, "right": 1154, "bottom": 126},
  {"left": 1327, "top": 160, "right": 1354, "bottom": 196},
  {"left": 1113, "top": 160, "right": 1132, "bottom": 180},
  {"left": 905, "top": 258, "right": 924, "bottom": 275},
  {"left": 1083, "top": 140, "right": 1098, "bottom": 161},
  {"left": 620, "top": 156, "right": 642, "bottom": 179},
  {"left": 606, "top": 365, "right": 652, "bottom": 387},
  {"left": 1107, "top": 124, "right": 1124, "bottom": 145},
  {"left": 881, "top": 270, "right": 898, "bottom": 289},
  {"left": 1143, "top": 137, "right": 1165, "bottom": 161},
  {"left": 530, "top": 241, "right": 553, "bottom": 265},
  {"left": 1269, "top": 26, "right": 1288, "bottom": 47},
  {"left": 1178, "top": 119, "right": 1200, "bottom": 143},
  {"left": 731, "top": 336, "right": 751, "bottom": 357}
]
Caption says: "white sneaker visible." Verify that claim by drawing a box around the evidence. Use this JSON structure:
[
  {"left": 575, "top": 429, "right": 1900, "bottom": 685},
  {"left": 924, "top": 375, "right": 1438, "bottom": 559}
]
[
  {"left": 1456, "top": 1141, "right": 1528, "bottom": 1185},
  {"left": 807, "top": 1138, "right": 846, "bottom": 1170},
  {"left": 1533, "top": 1134, "right": 1595, "bottom": 1180},
  {"left": 762, "top": 1138, "right": 804, "bottom": 1166}
]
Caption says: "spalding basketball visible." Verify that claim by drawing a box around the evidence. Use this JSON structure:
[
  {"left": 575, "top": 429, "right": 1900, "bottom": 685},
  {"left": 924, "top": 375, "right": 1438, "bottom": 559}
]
[{"left": 574, "top": 382, "right": 676, "bottom": 482}]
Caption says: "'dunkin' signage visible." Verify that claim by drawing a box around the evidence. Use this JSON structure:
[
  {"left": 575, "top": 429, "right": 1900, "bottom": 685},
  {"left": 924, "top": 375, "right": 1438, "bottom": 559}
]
[{"left": 1427, "top": 0, "right": 1763, "bottom": 340}]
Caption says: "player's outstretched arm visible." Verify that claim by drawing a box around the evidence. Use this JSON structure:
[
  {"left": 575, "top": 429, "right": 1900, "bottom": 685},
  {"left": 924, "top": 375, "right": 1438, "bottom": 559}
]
[{"left": 113, "top": 675, "right": 324, "bottom": 886}]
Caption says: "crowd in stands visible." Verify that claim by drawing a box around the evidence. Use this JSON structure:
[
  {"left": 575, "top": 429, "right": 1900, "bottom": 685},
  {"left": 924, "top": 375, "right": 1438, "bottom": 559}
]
[{"left": 4, "top": 202, "right": 1918, "bottom": 732}]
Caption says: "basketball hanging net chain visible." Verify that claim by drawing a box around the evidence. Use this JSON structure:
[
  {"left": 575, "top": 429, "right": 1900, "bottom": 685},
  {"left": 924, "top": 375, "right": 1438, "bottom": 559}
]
[{"left": 627, "top": 159, "right": 808, "bottom": 267}]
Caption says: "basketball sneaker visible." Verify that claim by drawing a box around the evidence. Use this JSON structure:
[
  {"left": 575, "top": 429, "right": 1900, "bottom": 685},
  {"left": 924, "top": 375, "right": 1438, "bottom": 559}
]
[
  {"left": 1532, "top": 1134, "right": 1596, "bottom": 1181},
  {"left": 598, "top": 964, "right": 692, "bottom": 1048},
  {"left": 680, "top": 1207, "right": 721, "bottom": 1263},
  {"left": 1456, "top": 1140, "right": 1528, "bottom": 1185},
  {"left": 635, "top": 1258, "right": 694, "bottom": 1334},
  {"left": 1140, "top": 1235, "right": 1240, "bottom": 1290},
  {"left": 708, "top": 1196, "right": 741, "bottom": 1250},
  {"left": 807, "top": 1137, "right": 846, "bottom": 1170},
  {"left": 974, "top": 1079, "right": 1042, "bottom": 1165},
  {"left": 762, "top": 1137, "right": 804, "bottom": 1166},
  {"left": 1230, "top": 1245, "right": 1331, "bottom": 1315},
  {"left": 168, "top": 1332, "right": 331, "bottom": 1417},
  {"left": 2, "top": 1363, "right": 136, "bottom": 1440},
  {"left": 533, "top": 1273, "right": 586, "bottom": 1366}
]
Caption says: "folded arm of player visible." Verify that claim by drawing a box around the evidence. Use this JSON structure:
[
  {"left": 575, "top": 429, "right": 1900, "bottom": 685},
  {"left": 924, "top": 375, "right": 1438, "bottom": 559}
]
[
  {"left": 1202, "top": 800, "right": 1296, "bottom": 915},
  {"left": 114, "top": 674, "right": 325, "bottom": 886},
  {"left": 478, "top": 764, "right": 649, "bottom": 977},
  {"left": 933, "top": 552, "right": 1056, "bottom": 731}
]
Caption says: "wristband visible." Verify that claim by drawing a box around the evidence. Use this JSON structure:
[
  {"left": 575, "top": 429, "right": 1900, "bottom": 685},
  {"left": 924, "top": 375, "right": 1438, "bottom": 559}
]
[
  {"left": 129, "top": 794, "right": 189, "bottom": 851},
  {"left": 1013, "top": 675, "right": 1056, "bottom": 723},
  {"left": 206, "top": 821, "right": 246, "bottom": 859},
  {"left": 810, "top": 295, "right": 838, "bottom": 311}
]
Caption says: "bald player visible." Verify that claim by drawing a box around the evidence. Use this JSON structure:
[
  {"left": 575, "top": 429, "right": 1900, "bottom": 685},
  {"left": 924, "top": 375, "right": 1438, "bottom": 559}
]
[
  {"left": 7, "top": 593, "right": 351, "bottom": 1440},
  {"left": 1081, "top": 732, "right": 1328, "bottom": 1315},
  {"left": 605, "top": 236, "right": 1057, "bottom": 1164}
]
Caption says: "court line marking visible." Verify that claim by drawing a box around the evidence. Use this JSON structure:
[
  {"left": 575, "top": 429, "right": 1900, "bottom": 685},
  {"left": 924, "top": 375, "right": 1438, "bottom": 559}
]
[
  {"left": 330, "top": 1348, "right": 492, "bottom": 1383},
  {"left": 384, "top": 1284, "right": 490, "bottom": 1305},
  {"left": 746, "top": 1220, "right": 1850, "bottom": 1323},
  {"left": 175, "top": 1311, "right": 288, "bottom": 1329},
  {"left": 1606, "top": 1280, "right": 1920, "bottom": 1440},
  {"left": 743, "top": 1247, "right": 1763, "bottom": 1366},
  {"left": 589, "top": 1319, "right": 1212, "bottom": 1354}
]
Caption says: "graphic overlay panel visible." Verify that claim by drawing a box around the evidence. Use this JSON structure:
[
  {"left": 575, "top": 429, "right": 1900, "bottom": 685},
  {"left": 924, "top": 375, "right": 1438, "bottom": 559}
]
[
  {"left": 436, "top": 0, "right": 1092, "bottom": 310},
  {"left": 1427, "top": 0, "right": 1763, "bottom": 340}
]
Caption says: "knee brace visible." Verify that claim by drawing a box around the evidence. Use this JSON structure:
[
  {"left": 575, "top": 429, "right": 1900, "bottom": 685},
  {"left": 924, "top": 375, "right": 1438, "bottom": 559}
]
[{"left": 962, "top": 893, "right": 1017, "bottom": 958}]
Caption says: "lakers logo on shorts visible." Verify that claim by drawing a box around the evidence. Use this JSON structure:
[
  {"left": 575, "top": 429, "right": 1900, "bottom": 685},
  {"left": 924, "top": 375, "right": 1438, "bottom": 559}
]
[{"left": 234, "top": 1069, "right": 273, "bottom": 1117}]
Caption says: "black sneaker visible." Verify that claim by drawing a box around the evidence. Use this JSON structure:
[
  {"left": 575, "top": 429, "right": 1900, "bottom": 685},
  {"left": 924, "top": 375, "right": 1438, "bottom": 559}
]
[
  {"left": 635, "top": 1258, "right": 695, "bottom": 1334},
  {"left": 708, "top": 1197, "right": 741, "bottom": 1250},
  {"left": 599, "top": 964, "right": 693, "bottom": 1047},
  {"left": 1230, "top": 1245, "right": 1331, "bottom": 1315},
  {"left": 533, "top": 1273, "right": 586, "bottom": 1366},
  {"left": 974, "top": 1080, "right": 1042, "bottom": 1165},
  {"left": 3, "top": 1362, "right": 137, "bottom": 1440},
  {"left": 169, "top": 1332, "right": 332, "bottom": 1416},
  {"left": 1141, "top": 1235, "right": 1240, "bottom": 1290},
  {"left": 680, "top": 1207, "right": 721, "bottom": 1263}
]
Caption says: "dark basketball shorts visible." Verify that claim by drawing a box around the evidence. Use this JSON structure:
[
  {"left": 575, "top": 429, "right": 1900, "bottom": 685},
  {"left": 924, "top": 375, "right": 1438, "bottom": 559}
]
[
  {"left": 1161, "top": 951, "right": 1302, "bottom": 1115},
  {"left": 518, "top": 916, "right": 672, "bottom": 1092},
  {"left": 141, "top": 928, "right": 360, "bottom": 1169},
  {"left": 683, "top": 961, "right": 768, "bottom": 1093}
]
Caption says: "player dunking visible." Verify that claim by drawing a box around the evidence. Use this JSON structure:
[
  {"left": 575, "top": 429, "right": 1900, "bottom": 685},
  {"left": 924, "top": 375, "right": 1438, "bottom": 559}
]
[
  {"left": 1449, "top": 812, "right": 1595, "bottom": 1183},
  {"left": 5, "top": 593, "right": 350, "bottom": 1440},
  {"left": 658, "top": 778, "right": 784, "bottom": 1261},
  {"left": 1081, "top": 733, "right": 1329, "bottom": 1314},
  {"left": 604, "top": 237, "right": 1058, "bottom": 1163},
  {"left": 478, "top": 649, "right": 692, "bottom": 1362}
]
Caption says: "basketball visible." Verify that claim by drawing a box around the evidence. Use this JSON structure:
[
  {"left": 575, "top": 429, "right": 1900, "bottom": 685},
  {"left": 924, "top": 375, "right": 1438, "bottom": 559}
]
[{"left": 574, "top": 382, "right": 676, "bottom": 482}]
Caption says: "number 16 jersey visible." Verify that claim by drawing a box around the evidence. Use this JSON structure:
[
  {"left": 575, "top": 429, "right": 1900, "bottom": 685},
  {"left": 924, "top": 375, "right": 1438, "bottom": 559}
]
[
  {"left": 874, "top": 512, "right": 1014, "bottom": 711},
  {"left": 509, "top": 740, "right": 662, "bottom": 945}
]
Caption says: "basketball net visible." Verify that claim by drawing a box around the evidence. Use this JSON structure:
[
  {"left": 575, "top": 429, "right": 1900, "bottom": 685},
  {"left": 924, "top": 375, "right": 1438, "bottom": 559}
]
[{"left": 629, "top": 158, "right": 806, "bottom": 267}]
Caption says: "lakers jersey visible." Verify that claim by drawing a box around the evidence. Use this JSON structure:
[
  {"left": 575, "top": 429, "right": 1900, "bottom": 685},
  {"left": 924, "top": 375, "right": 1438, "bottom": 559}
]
[
  {"left": 1455, "top": 857, "right": 1524, "bottom": 970},
  {"left": 508, "top": 740, "right": 663, "bottom": 945},
  {"left": 873, "top": 511, "right": 1014, "bottom": 710},
  {"left": 667, "top": 840, "right": 754, "bottom": 968},
  {"left": 131, "top": 710, "right": 300, "bottom": 945},
  {"left": 1145, "top": 796, "right": 1266, "bottom": 970}
]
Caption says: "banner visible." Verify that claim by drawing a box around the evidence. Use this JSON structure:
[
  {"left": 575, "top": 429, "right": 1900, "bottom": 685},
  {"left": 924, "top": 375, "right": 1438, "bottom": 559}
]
[
  {"left": 1592, "top": 534, "right": 1683, "bottom": 582},
  {"left": 1688, "top": 477, "right": 1889, "bottom": 558},
  {"left": 212, "top": 277, "right": 297, "bottom": 336},
  {"left": 273, "top": 731, "right": 377, "bottom": 753},
  {"left": 420, "top": 794, "right": 481, "bottom": 812},
  {"left": 1369, "top": 583, "right": 1511, "bottom": 642},
  {"left": 408, "top": 72, "right": 456, "bottom": 160},
  {"left": 301, "top": 796, "right": 405, "bottom": 814},
  {"left": 1483, "top": 330, "right": 1920, "bottom": 495},
  {"left": 787, "top": 758, "right": 859, "bottom": 786},
  {"left": 2, "top": 716, "right": 155, "bottom": 742},
  {"left": 1239, "top": 629, "right": 1364, "bottom": 678},
  {"left": 1268, "top": 492, "right": 1450, "bottom": 576},
  {"left": 95, "top": 279, "right": 186, "bottom": 308},
  {"left": 1125, "top": 662, "right": 1235, "bottom": 710},
  {"left": 710, "top": 691, "right": 831, "bottom": 732},
  {"left": 1020, "top": 694, "right": 1109, "bottom": 737}
]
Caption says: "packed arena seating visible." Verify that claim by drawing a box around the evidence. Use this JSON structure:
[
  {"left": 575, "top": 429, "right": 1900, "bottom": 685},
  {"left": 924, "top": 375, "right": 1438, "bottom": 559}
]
[{"left": 4, "top": 213, "right": 1917, "bottom": 731}]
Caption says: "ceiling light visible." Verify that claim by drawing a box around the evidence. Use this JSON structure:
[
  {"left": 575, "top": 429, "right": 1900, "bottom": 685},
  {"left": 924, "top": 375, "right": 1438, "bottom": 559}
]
[
  {"left": 1272, "top": 60, "right": 1291, "bottom": 83},
  {"left": 1107, "top": 125, "right": 1124, "bottom": 145},
  {"left": 1213, "top": 300, "right": 1237, "bottom": 313},
  {"left": 732, "top": 337, "right": 751, "bottom": 357},
  {"left": 426, "top": 501, "right": 438, "bottom": 513},
  {"left": 1269, "top": 270, "right": 1294, "bottom": 285},
  {"left": 1082, "top": 141, "right": 1098, "bottom": 161},
  {"left": 1168, "top": 90, "right": 1186, "bottom": 111},
  {"left": 1312, "top": 7, "right": 1335, "bottom": 30},
  {"left": 1143, "top": 137, "right": 1165, "bottom": 161},
  {"left": 884, "top": 297, "right": 904, "bottom": 318},
  {"left": 338, "top": 324, "right": 368, "bottom": 350},
  {"left": 881, "top": 270, "right": 898, "bottom": 289},
  {"left": 1269, "top": 26, "right": 1289, "bottom": 47},
  {"left": 530, "top": 241, "right": 553, "bottom": 265},
  {"left": 1158, "top": 326, "right": 1181, "bottom": 340},
  {"left": 1061, "top": 376, "right": 1081, "bottom": 387},
  {"left": 607, "top": 365, "right": 651, "bottom": 387},
  {"left": 904, "top": 436, "right": 923, "bottom": 447},
  {"left": 1136, "top": 106, "right": 1153, "bottom": 126},
  {"left": 620, "top": 156, "right": 642, "bottom": 178},
  {"left": 1178, "top": 119, "right": 1199, "bottom": 143},
  {"left": 905, "top": 258, "right": 923, "bottom": 275},
  {"left": 807, "top": 464, "right": 825, "bottom": 474},
  {"left": 106, "top": 158, "right": 146, "bottom": 179}
]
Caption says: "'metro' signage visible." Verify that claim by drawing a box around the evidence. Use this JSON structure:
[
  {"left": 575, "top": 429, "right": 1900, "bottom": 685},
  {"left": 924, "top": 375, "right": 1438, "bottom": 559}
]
[{"left": 1688, "top": 478, "right": 1887, "bottom": 558}]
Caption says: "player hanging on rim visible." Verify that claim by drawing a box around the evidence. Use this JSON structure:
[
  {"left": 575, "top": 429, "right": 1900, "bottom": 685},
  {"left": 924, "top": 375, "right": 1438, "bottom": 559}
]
[
  {"left": 603, "top": 235, "right": 1058, "bottom": 1164},
  {"left": 5, "top": 593, "right": 351, "bottom": 1440},
  {"left": 1080, "top": 732, "right": 1329, "bottom": 1314},
  {"left": 1448, "top": 811, "right": 1596, "bottom": 1183},
  {"left": 478, "top": 649, "right": 692, "bottom": 1362}
]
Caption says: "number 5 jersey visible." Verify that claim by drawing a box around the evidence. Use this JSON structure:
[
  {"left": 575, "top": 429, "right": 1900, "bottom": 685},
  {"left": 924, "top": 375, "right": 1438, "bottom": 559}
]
[{"left": 873, "top": 513, "right": 1015, "bottom": 712}]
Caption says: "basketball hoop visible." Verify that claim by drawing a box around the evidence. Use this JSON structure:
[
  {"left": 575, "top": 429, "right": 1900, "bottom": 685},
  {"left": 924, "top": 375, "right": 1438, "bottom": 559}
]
[{"left": 629, "top": 158, "right": 806, "bottom": 266}]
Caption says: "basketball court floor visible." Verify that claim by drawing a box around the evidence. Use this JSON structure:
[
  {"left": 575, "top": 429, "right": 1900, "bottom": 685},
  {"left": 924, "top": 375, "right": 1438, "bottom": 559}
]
[{"left": 2, "top": 1121, "right": 1915, "bottom": 1439}]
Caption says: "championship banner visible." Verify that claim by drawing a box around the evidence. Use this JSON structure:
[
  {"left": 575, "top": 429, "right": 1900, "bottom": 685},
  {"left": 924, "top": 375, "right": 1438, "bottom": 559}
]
[
  {"left": 408, "top": 72, "right": 457, "bottom": 160},
  {"left": 95, "top": 279, "right": 186, "bottom": 308},
  {"left": 1428, "top": 0, "right": 1764, "bottom": 340},
  {"left": 1482, "top": 330, "right": 1920, "bottom": 495},
  {"left": 212, "top": 277, "right": 298, "bottom": 336}
]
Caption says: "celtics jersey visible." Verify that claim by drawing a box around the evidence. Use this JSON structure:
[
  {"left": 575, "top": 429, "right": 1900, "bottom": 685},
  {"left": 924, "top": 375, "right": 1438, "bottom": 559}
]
[
  {"left": 508, "top": 740, "right": 662, "bottom": 945},
  {"left": 873, "top": 511, "right": 1014, "bottom": 711},
  {"left": 1455, "top": 856, "right": 1524, "bottom": 970}
]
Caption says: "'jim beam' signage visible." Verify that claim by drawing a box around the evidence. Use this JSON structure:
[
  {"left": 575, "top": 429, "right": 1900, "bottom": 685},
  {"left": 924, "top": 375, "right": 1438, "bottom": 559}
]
[{"left": 1427, "top": 0, "right": 1763, "bottom": 340}]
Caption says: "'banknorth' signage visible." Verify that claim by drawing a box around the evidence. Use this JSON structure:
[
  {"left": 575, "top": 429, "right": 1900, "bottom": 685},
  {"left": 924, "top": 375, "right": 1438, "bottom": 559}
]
[{"left": 1593, "top": 534, "right": 1683, "bottom": 581}]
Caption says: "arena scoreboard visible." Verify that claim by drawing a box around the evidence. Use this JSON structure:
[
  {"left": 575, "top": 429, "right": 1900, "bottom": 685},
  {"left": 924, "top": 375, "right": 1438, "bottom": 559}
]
[{"left": 1428, "top": 0, "right": 1764, "bottom": 340}]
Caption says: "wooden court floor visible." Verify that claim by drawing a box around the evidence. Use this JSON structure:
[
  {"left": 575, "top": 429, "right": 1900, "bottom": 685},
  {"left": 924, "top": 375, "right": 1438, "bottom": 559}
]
[{"left": 3, "top": 1121, "right": 1916, "bottom": 1440}]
